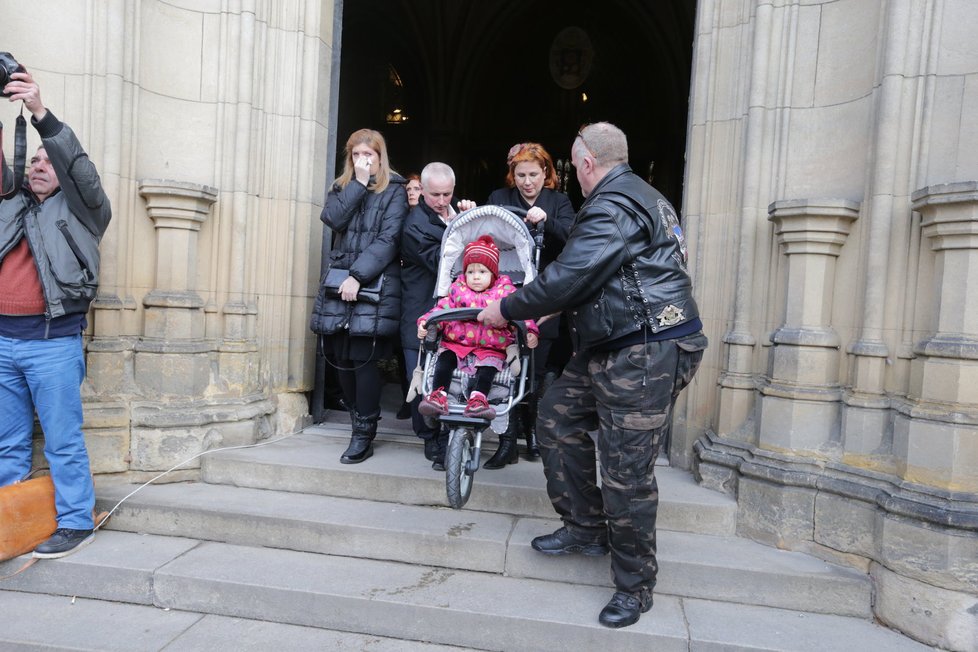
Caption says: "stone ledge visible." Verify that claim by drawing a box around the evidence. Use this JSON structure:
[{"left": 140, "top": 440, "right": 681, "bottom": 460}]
[
  {"left": 130, "top": 394, "right": 275, "bottom": 428},
  {"left": 873, "top": 562, "right": 978, "bottom": 651},
  {"left": 696, "top": 431, "right": 978, "bottom": 646},
  {"left": 695, "top": 431, "right": 978, "bottom": 530},
  {"left": 910, "top": 180, "right": 978, "bottom": 207}
]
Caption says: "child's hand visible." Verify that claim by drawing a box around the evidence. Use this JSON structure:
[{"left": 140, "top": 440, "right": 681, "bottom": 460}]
[
  {"left": 527, "top": 332, "right": 539, "bottom": 348},
  {"left": 417, "top": 322, "right": 428, "bottom": 340}
]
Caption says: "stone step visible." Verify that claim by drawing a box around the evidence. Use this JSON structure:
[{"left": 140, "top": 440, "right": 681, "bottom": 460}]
[
  {"left": 94, "top": 481, "right": 871, "bottom": 617},
  {"left": 199, "top": 428, "right": 738, "bottom": 537},
  {"left": 0, "top": 590, "right": 464, "bottom": 651},
  {"left": 0, "top": 532, "right": 932, "bottom": 652}
]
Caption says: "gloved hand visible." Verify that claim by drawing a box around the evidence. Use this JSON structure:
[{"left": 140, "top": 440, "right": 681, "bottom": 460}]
[{"left": 505, "top": 344, "right": 521, "bottom": 375}]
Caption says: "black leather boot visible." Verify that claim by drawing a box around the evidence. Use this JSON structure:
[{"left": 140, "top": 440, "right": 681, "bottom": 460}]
[
  {"left": 340, "top": 409, "right": 379, "bottom": 464},
  {"left": 484, "top": 414, "right": 520, "bottom": 469}
]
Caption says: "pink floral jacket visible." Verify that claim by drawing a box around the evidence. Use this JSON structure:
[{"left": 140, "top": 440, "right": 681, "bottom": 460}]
[{"left": 419, "top": 274, "right": 539, "bottom": 362}]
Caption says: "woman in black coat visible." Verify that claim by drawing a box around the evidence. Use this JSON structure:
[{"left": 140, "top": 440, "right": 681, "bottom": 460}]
[
  {"left": 310, "top": 128, "right": 408, "bottom": 464},
  {"left": 484, "top": 142, "right": 575, "bottom": 468}
]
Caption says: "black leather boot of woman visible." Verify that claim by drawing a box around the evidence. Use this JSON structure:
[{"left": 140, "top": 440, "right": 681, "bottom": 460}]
[
  {"left": 484, "top": 412, "right": 521, "bottom": 469},
  {"left": 341, "top": 410, "right": 380, "bottom": 464}
]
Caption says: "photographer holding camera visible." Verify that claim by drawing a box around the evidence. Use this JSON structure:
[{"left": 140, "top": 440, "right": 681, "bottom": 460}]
[{"left": 0, "top": 60, "right": 112, "bottom": 558}]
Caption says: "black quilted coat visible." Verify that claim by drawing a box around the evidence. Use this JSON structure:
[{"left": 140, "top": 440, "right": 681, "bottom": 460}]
[{"left": 310, "top": 174, "right": 408, "bottom": 337}]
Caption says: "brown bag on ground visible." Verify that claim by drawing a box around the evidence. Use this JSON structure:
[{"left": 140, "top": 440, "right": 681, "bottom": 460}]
[{"left": 0, "top": 475, "right": 57, "bottom": 562}]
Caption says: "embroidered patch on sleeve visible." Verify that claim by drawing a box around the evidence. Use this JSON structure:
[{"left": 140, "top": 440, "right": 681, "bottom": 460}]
[{"left": 657, "top": 198, "right": 687, "bottom": 262}]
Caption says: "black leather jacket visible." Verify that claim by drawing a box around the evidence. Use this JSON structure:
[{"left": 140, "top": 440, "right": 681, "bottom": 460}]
[{"left": 501, "top": 164, "right": 699, "bottom": 351}]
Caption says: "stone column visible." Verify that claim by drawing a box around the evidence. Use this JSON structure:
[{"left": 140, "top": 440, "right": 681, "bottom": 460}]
[
  {"left": 714, "top": 1, "right": 776, "bottom": 441},
  {"left": 758, "top": 199, "right": 859, "bottom": 455},
  {"left": 897, "top": 182, "right": 978, "bottom": 492},
  {"left": 212, "top": 10, "right": 262, "bottom": 397},
  {"left": 842, "top": 1, "right": 928, "bottom": 468},
  {"left": 74, "top": 1, "right": 141, "bottom": 475},
  {"left": 134, "top": 180, "right": 218, "bottom": 397}
]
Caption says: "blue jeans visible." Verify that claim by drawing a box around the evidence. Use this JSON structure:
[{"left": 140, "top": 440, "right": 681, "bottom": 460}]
[{"left": 0, "top": 334, "right": 95, "bottom": 529}]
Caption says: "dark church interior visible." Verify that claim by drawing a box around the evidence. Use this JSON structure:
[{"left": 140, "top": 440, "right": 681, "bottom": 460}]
[{"left": 336, "top": 0, "right": 696, "bottom": 209}]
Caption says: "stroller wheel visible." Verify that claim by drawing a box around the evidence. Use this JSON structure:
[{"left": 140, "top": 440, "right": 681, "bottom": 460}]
[{"left": 445, "top": 427, "right": 476, "bottom": 509}]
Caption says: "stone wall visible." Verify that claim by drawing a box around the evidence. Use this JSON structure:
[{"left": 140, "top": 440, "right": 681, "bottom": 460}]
[
  {"left": 5, "top": 0, "right": 334, "bottom": 477},
  {"left": 685, "top": 1, "right": 978, "bottom": 648}
]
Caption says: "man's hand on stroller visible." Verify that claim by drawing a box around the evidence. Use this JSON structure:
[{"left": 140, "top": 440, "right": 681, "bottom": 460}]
[
  {"left": 478, "top": 302, "right": 505, "bottom": 328},
  {"left": 457, "top": 199, "right": 477, "bottom": 212},
  {"left": 527, "top": 332, "right": 539, "bottom": 348},
  {"left": 417, "top": 321, "right": 429, "bottom": 340}
]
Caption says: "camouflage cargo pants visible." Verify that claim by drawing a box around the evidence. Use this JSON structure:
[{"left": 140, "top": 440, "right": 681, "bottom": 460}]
[{"left": 537, "top": 331, "right": 707, "bottom": 598}]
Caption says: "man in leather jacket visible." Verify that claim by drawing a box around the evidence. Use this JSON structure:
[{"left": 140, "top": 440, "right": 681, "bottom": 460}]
[
  {"left": 479, "top": 122, "right": 707, "bottom": 628},
  {"left": 0, "top": 71, "right": 111, "bottom": 558}
]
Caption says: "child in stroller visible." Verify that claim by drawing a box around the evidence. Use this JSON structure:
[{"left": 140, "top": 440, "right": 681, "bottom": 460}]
[
  {"left": 410, "top": 205, "right": 542, "bottom": 507},
  {"left": 418, "top": 235, "right": 539, "bottom": 421}
]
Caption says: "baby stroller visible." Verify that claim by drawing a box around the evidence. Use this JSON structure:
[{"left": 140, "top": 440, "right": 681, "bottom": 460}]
[{"left": 418, "top": 204, "right": 543, "bottom": 508}]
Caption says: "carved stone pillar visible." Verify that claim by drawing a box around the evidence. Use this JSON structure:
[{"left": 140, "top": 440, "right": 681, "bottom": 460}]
[
  {"left": 897, "top": 182, "right": 978, "bottom": 491},
  {"left": 133, "top": 180, "right": 218, "bottom": 397},
  {"left": 758, "top": 199, "right": 859, "bottom": 455}
]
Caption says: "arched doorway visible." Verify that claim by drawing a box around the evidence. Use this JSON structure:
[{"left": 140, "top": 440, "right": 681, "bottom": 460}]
[{"left": 313, "top": 0, "right": 697, "bottom": 421}]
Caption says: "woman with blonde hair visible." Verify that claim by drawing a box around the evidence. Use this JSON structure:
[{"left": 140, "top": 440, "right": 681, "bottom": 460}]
[{"left": 310, "top": 128, "right": 408, "bottom": 464}]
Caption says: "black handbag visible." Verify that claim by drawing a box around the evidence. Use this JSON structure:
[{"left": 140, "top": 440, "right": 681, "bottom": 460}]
[
  {"left": 323, "top": 267, "right": 384, "bottom": 304},
  {"left": 320, "top": 186, "right": 398, "bottom": 305}
]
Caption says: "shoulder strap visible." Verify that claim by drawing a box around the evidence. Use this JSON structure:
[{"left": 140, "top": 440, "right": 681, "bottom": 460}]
[{"left": 0, "top": 111, "right": 27, "bottom": 199}]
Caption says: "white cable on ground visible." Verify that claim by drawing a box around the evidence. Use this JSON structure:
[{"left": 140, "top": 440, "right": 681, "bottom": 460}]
[{"left": 95, "top": 427, "right": 304, "bottom": 530}]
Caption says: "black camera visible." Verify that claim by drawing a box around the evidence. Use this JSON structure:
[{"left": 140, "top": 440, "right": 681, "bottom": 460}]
[{"left": 0, "top": 52, "right": 24, "bottom": 98}]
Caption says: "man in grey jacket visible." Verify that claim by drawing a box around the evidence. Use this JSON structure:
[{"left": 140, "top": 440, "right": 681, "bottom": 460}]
[
  {"left": 0, "top": 70, "right": 111, "bottom": 558},
  {"left": 479, "top": 122, "right": 707, "bottom": 628}
]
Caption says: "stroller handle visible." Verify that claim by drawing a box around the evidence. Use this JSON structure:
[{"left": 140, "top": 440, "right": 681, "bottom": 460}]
[
  {"left": 421, "top": 307, "right": 532, "bottom": 353},
  {"left": 494, "top": 205, "right": 545, "bottom": 249}
]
